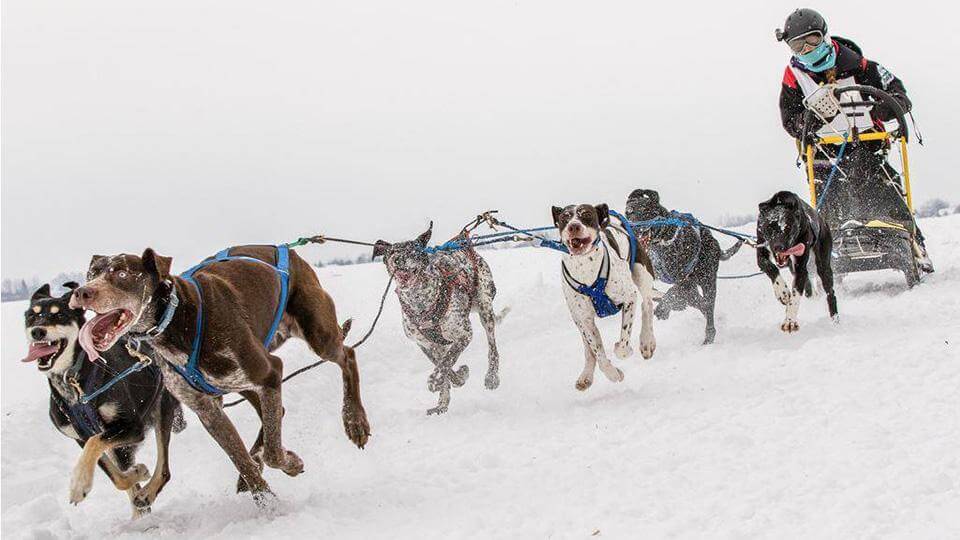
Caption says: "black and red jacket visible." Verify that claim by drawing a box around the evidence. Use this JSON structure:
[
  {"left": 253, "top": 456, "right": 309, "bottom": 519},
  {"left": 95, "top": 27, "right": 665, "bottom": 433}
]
[{"left": 779, "top": 37, "right": 912, "bottom": 139}]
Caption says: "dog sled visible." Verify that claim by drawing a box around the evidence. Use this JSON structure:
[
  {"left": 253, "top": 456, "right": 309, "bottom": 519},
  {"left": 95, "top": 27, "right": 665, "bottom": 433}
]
[{"left": 801, "top": 84, "right": 927, "bottom": 287}]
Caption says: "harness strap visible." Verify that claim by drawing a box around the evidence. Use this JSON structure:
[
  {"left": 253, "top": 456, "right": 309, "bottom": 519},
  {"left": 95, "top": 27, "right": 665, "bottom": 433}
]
[
  {"left": 175, "top": 245, "right": 291, "bottom": 396},
  {"left": 77, "top": 355, "right": 153, "bottom": 404},
  {"left": 562, "top": 243, "right": 622, "bottom": 318},
  {"left": 55, "top": 391, "right": 104, "bottom": 439},
  {"left": 608, "top": 210, "right": 637, "bottom": 267},
  {"left": 57, "top": 353, "right": 105, "bottom": 438}
]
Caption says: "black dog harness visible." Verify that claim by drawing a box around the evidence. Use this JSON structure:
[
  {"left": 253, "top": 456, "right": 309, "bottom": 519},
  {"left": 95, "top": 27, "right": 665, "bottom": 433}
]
[{"left": 55, "top": 350, "right": 163, "bottom": 439}]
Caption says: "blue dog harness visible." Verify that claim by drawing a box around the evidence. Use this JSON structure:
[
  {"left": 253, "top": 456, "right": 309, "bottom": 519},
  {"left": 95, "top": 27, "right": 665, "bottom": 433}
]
[
  {"left": 561, "top": 210, "right": 639, "bottom": 318},
  {"left": 175, "top": 245, "right": 291, "bottom": 395}
]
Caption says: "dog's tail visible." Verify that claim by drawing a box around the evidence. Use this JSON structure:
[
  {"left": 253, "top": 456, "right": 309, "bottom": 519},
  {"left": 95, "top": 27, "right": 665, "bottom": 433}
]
[
  {"left": 494, "top": 306, "right": 511, "bottom": 325},
  {"left": 719, "top": 239, "right": 746, "bottom": 261},
  {"left": 171, "top": 403, "right": 187, "bottom": 434}
]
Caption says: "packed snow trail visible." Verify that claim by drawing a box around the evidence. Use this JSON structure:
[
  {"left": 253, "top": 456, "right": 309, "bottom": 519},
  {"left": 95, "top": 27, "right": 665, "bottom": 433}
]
[{"left": 2, "top": 216, "right": 958, "bottom": 538}]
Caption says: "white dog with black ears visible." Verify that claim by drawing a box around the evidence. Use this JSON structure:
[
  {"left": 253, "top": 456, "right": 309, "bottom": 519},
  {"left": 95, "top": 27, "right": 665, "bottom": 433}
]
[{"left": 551, "top": 203, "right": 657, "bottom": 391}]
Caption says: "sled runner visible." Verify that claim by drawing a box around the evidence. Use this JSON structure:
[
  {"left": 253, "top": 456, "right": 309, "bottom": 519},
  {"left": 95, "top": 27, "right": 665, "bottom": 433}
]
[{"left": 801, "top": 84, "right": 926, "bottom": 287}]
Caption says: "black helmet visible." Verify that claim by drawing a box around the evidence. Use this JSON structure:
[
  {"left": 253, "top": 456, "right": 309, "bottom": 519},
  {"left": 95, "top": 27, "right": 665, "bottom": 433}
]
[{"left": 775, "top": 8, "right": 827, "bottom": 43}]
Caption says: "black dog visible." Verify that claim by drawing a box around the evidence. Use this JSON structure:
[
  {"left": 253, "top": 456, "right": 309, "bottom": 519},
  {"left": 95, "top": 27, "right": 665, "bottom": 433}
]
[
  {"left": 755, "top": 191, "right": 838, "bottom": 333},
  {"left": 625, "top": 189, "right": 744, "bottom": 344},
  {"left": 23, "top": 283, "right": 183, "bottom": 517}
]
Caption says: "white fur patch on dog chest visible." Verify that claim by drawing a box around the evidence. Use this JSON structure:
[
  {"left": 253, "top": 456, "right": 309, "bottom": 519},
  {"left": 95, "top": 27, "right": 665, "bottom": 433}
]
[{"left": 97, "top": 403, "right": 120, "bottom": 422}]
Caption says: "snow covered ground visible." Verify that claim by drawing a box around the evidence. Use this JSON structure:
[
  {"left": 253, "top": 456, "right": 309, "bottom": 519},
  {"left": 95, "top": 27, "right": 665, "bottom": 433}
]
[{"left": 2, "top": 215, "right": 958, "bottom": 538}]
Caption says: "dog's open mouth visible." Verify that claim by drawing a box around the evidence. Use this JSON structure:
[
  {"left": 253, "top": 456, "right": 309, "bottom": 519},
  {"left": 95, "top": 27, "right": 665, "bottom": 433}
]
[
  {"left": 78, "top": 309, "right": 135, "bottom": 359},
  {"left": 774, "top": 243, "right": 806, "bottom": 268},
  {"left": 22, "top": 339, "right": 67, "bottom": 370},
  {"left": 566, "top": 236, "right": 594, "bottom": 255}
]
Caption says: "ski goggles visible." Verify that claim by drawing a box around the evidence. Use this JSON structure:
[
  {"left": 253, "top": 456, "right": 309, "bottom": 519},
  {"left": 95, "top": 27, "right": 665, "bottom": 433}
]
[{"left": 787, "top": 31, "right": 824, "bottom": 54}]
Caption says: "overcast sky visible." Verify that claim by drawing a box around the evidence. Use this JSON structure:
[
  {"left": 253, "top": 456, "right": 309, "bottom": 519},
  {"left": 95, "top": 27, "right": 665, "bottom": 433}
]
[{"left": 3, "top": 1, "right": 958, "bottom": 279}]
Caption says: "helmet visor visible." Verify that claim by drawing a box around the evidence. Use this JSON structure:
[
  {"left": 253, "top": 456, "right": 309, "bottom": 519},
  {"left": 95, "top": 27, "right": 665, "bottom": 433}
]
[{"left": 787, "top": 31, "right": 824, "bottom": 54}]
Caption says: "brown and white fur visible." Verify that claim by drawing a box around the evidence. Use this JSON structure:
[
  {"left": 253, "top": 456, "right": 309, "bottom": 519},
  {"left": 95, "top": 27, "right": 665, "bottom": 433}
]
[
  {"left": 70, "top": 247, "right": 371, "bottom": 506},
  {"left": 552, "top": 204, "right": 657, "bottom": 391}
]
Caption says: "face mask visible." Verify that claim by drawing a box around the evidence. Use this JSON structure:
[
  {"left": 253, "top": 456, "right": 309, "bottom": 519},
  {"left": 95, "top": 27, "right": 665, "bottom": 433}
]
[{"left": 795, "top": 39, "right": 836, "bottom": 73}]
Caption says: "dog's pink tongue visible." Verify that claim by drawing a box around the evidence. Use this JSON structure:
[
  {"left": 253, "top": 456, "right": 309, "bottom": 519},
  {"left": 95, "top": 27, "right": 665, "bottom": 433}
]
[
  {"left": 78, "top": 317, "right": 104, "bottom": 362},
  {"left": 21, "top": 342, "right": 59, "bottom": 363}
]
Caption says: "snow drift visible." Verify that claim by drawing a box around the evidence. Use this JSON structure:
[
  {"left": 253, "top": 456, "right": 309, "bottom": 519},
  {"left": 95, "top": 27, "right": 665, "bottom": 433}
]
[{"left": 2, "top": 216, "right": 958, "bottom": 538}]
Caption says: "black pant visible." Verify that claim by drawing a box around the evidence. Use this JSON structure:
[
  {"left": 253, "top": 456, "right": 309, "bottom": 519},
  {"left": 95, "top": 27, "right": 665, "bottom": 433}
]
[{"left": 810, "top": 143, "right": 917, "bottom": 235}]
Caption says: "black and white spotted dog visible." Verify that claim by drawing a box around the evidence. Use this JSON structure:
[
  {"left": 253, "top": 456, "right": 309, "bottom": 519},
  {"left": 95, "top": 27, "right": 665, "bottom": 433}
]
[
  {"left": 374, "top": 224, "right": 507, "bottom": 415},
  {"left": 755, "top": 191, "right": 838, "bottom": 332},
  {"left": 23, "top": 283, "right": 183, "bottom": 517},
  {"left": 551, "top": 203, "right": 657, "bottom": 391},
  {"left": 625, "top": 189, "right": 744, "bottom": 344}
]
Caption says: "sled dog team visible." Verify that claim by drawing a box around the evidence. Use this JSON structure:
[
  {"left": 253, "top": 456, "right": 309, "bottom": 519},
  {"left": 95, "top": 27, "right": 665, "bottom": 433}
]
[
  {"left": 22, "top": 186, "right": 838, "bottom": 517},
  {"left": 25, "top": 4, "right": 928, "bottom": 518}
]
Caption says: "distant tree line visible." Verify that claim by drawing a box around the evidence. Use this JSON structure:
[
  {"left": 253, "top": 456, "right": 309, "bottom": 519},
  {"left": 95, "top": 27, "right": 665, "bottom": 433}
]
[
  {"left": 8, "top": 201, "right": 956, "bottom": 291},
  {"left": 1, "top": 272, "right": 85, "bottom": 303}
]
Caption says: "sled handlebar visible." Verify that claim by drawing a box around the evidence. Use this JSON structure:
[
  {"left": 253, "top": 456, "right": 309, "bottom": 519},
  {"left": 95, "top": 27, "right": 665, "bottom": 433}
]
[
  {"left": 800, "top": 84, "right": 909, "bottom": 145},
  {"left": 834, "top": 85, "right": 909, "bottom": 143}
]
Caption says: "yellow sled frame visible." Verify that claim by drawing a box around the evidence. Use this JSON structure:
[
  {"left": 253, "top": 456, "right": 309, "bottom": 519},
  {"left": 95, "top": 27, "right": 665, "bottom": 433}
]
[{"left": 805, "top": 131, "right": 913, "bottom": 212}]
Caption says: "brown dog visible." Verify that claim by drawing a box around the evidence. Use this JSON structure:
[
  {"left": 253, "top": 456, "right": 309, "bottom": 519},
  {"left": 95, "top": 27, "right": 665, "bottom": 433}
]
[{"left": 70, "top": 246, "right": 370, "bottom": 504}]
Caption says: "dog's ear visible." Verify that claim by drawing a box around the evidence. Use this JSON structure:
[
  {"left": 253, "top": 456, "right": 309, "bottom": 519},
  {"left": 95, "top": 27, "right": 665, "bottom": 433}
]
[
  {"left": 594, "top": 203, "right": 610, "bottom": 228},
  {"left": 773, "top": 191, "right": 797, "bottom": 208},
  {"left": 372, "top": 240, "right": 391, "bottom": 259},
  {"left": 31, "top": 284, "right": 51, "bottom": 301},
  {"left": 551, "top": 206, "right": 564, "bottom": 227},
  {"left": 88, "top": 254, "right": 107, "bottom": 272},
  {"left": 142, "top": 248, "right": 172, "bottom": 280},
  {"left": 61, "top": 281, "right": 80, "bottom": 291},
  {"left": 415, "top": 222, "right": 433, "bottom": 247}
]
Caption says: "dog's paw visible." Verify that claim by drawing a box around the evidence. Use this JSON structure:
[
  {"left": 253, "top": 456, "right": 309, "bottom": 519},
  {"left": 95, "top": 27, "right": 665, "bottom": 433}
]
[
  {"left": 237, "top": 453, "right": 265, "bottom": 493},
  {"left": 484, "top": 370, "right": 500, "bottom": 390},
  {"left": 614, "top": 341, "right": 633, "bottom": 359},
  {"left": 600, "top": 364, "right": 624, "bottom": 383},
  {"left": 266, "top": 449, "right": 304, "bottom": 477},
  {"left": 342, "top": 405, "right": 371, "bottom": 449},
  {"left": 114, "top": 463, "right": 151, "bottom": 490},
  {"left": 69, "top": 466, "right": 94, "bottom": 505},
  {"left": 251, "top": 489, "right": 280, "bottom": 513},
  {"left": 426, "top": 405, "right": 448, "bottom": 416},
  {"left": 133, "top": 487, "right": 155, "bottom": 510},
  {"left": 449, "top": 365, "right": 469, "bottom": 387},
  {"left": 575, "top": 375, "right": 594, "bottom": 391},
  {"left": 640, "top": 335, "right": 656, "bottom": 359},
  {"left": 131, "top": 504, "right": 152, "bottom": 519},
  {"left": 703, "top": 327, "right": 716, "bottom": 345},
  {"left": 780, "top": 318, "right": 800, "bottom": 333}
]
